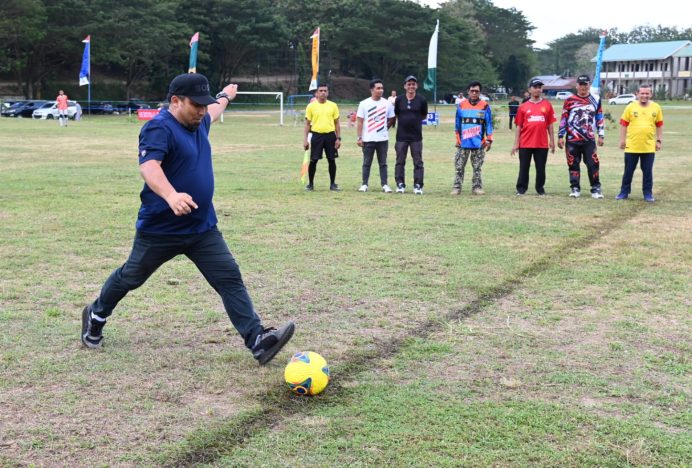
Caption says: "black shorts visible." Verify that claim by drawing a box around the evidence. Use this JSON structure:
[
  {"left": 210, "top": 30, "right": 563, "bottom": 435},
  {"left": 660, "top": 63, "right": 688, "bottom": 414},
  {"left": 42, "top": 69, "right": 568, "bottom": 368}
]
[{"left": 310, "top": 132, "right": 338, "bottom": 161}]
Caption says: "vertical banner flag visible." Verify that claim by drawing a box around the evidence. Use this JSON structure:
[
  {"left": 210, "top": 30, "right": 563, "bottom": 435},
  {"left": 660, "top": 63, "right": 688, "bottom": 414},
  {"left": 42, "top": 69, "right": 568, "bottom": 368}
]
[
  {"left": 79, "top": 35, "right": 90, "bottom": 86},
  {"left": 309, "top": 28, "right": 320, "bottom": 91},
  {"left": 423, "top": 20, "right": 439, "bottom": 95},
  {"left": 188, "top": 32, "right": 199, "bottom": 73},
  {"left": 591, "top": 30, "right": 607, "bottom": 97}
]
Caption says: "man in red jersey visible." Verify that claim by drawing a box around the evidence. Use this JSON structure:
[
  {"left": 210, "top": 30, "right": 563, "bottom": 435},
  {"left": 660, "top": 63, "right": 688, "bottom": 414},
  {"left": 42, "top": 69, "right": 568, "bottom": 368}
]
[{"left": 511, "top": 79, "right": 556, "bottom": 196}]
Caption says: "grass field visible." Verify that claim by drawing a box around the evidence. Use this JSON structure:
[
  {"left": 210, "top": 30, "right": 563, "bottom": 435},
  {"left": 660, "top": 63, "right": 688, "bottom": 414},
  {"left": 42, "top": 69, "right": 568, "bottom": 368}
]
[{"left": 0, "top": 104, "right": 690, "bottom": 466}]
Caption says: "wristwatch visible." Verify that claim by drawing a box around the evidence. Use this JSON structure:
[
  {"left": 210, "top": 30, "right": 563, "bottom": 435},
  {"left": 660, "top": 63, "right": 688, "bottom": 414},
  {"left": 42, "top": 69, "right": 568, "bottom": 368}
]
[{"left": 215, "top": 92, "right": 231, "bottom": 103}]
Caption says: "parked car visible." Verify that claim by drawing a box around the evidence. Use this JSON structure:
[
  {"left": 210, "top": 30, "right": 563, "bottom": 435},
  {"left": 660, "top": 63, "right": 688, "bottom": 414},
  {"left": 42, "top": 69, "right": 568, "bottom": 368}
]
[
  {"left": 32, "top": 100, "right": 79, "bottom": 120},
  {"left": 1, "top": 99, "right": 21, "bottom": 113},
  {"left": 81, "top": 101, "right": 115, "bottom": 115},
  {"left": 1, "top": 100, "right": 24, "bottom": 116},
  {"left": 115, "top": 100, "right": 151, "bottom": 113},
  {"left": 609, "top": 94, "right": 636, "bottom": 105},
  {"left": 555, "top": 91, "right": 573, "bottom": 100},
  {"left": 3, "top": 100, "right": 48, "bottom": 118}
]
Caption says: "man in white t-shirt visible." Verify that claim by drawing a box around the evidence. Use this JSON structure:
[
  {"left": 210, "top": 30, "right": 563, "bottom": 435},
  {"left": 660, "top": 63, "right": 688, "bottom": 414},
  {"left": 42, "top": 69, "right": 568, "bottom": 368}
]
[
  {"left": 356, "top": 79, "right": 396, "bottom": 192},
  {"left": 387, "top": 90, "right": 397, "bottom": 106}
]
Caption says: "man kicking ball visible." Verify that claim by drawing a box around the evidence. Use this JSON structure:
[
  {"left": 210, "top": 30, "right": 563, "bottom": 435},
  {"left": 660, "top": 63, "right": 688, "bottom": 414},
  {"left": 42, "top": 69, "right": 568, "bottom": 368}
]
[{"left": 81, "top": 73, "right": 294, "bottom": 365}]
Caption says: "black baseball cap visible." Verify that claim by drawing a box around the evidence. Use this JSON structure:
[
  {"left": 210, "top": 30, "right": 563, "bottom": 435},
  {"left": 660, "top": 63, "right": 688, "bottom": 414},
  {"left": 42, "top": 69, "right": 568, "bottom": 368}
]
[
  {"left": 167, "top": 73, "right": 217, "bottom": 105},
  {"left": 577, "top": 74, "right": 591, "bottom": 84},
  {"left": 404, "top": 75, "right": 418, "bottom": 83},
  {"left": 528, "top": 78, "right": 544, "bottom": 87}
]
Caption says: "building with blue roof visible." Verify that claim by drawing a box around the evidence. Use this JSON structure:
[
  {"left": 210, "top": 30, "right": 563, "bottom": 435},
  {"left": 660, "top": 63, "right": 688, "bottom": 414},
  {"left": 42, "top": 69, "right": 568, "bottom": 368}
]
[{"left": 593, "top": 40, "right": 691, "bottom": 97}]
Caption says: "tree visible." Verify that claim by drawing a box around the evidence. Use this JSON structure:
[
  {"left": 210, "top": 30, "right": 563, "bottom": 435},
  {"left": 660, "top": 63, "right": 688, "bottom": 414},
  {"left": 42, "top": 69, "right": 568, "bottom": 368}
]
[
  {"left": 440, "top": 0, "right": 534, "bottom": 92},
  {"left": 0, "top": 0, "right": 47, "bottom": 98},
  {"left": 88, "top": 0, "right": 186, "bottom": 99}
]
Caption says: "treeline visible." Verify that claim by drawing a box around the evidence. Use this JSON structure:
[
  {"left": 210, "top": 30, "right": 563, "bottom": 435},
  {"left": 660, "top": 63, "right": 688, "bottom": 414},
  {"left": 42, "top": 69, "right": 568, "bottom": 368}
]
[
  {"left": 537, "top": 26, "right": 692, "bottom": 77},
  {"left": 0, "top": 0, "right": 537, "bottom": 99},
  {"left": 1, "top": 0, "right": 689, "bottom": 100}
]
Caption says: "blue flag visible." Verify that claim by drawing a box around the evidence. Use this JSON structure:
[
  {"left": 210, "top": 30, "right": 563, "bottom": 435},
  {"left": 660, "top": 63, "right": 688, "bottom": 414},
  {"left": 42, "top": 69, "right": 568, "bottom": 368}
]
[
  {"left": 79, "top": 36, "right": 90, "bottom": 86},
  {"left": 590, "top": 31, "right": 607, "bottom": 97}
]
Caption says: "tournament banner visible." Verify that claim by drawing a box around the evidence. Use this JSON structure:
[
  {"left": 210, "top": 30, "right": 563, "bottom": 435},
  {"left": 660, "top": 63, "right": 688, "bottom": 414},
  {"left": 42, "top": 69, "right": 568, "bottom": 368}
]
[
  {"left": 309, "top": 28, "right": 320, "bottom": 91},
  {"left": 423, "top": 20, "right": 439, "bottom": 94},
  {"left": 79, "top": 36, "right": 90, "bottom": 86},
  {"left": 591, "top": 30, "right": 607, "bottom": 97},
  {"left": 188, "top": 32, "right": 199, "bottom": 73}
]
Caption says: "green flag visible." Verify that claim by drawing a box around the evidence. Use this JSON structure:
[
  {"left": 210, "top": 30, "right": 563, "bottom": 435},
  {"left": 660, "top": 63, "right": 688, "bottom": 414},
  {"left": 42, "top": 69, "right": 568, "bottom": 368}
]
[{"left": 423, "top": 20, "right": 439, "bottom": 92}]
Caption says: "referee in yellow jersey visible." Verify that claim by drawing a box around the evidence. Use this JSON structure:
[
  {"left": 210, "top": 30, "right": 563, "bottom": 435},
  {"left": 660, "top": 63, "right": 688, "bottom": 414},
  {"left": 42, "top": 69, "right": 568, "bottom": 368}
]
[{"left": 303, "top": 83, "right": 342, "bottom": 191}]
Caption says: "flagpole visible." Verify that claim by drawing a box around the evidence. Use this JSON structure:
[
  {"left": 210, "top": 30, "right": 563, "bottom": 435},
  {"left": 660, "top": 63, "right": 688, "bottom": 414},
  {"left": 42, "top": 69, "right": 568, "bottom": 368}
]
[{"left": 88, "top": 37, "right": 91, "bottom": 116}]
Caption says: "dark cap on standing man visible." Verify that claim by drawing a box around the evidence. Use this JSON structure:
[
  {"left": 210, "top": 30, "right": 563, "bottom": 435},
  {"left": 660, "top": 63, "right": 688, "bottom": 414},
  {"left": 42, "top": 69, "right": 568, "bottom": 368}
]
[
  {"left": 167, "top": 73, "right": 218, "bottom": 105},
  {"left": 404, "top": 75, "right": 418, "bottom": 83},
  {"left": 528, "top": 78, "right": 544, "bottom": 87},
  {"left": 576, "top": 74, "right": 591, "bottom": 84}
]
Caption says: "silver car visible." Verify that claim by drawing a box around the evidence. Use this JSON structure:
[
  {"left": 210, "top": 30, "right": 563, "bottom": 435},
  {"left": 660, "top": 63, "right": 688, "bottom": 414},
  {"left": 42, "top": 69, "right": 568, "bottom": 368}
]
[
  {"left": 608, "top": 94, "right": 636, "bottom": 105},
  {"left": 32, "top": 100, "right": 79, "bottom": 119}
]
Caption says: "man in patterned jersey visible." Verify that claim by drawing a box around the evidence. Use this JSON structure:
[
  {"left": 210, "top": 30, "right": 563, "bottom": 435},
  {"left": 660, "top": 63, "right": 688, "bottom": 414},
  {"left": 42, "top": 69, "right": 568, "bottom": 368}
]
[
  {"left": 616, "top": 84, "right": 663, "bottom": 202},
  {"left": 451, "top": 81, "right": 493, "bottom": 195},
  {"left": 557, "top": 74, "right": 605, "bottom": 199},
  {"left": 356, "top": 79, "right": 396, "bottom": 193}
]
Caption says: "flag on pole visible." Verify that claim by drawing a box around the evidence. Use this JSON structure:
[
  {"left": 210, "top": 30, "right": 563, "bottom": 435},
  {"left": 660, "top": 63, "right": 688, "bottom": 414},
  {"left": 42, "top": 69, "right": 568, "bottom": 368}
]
[
  {"left": 188, "top": 32, "right": 199, "bottom": 73},
  {"left": 300, "top": 150, "right": 310, "bottom": 184},
  {"left": 423, "top": 20, "right": 439, "bottom": 92},
  {"left": 590, "top": 30, "right": 608, "bottom": 97},
  {"left": 79, "top": 35, "right": 90, "bottom": 86},
  {"left": 308, "top": 27, "right": 320, "bottom": 91}
]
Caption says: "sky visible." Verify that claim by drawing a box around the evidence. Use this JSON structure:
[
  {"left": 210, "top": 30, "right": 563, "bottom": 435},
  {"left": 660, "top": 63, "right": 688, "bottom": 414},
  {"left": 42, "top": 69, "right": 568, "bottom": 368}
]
[{"left": 422, "top": 0, "right": 692, "bottom": 49}]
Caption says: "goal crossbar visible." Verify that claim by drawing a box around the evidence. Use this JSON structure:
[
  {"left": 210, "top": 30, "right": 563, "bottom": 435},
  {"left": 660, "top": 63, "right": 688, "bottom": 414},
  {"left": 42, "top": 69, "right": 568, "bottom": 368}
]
[{"left": 223, "top": 91, "right": 284, "bottom": 126}]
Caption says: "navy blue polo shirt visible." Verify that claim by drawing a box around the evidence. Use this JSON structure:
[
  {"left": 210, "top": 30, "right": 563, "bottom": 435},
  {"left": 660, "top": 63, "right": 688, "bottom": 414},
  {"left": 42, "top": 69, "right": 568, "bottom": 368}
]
[{"left": 136, "top": 109, "right": 217, "bottom": 234}]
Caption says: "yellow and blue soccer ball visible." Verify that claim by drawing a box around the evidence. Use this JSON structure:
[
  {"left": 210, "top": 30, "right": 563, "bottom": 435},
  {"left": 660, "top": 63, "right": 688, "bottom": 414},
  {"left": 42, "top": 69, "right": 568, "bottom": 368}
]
[{"left": 284, "top": 351, "right": 330, "bottom": 396}]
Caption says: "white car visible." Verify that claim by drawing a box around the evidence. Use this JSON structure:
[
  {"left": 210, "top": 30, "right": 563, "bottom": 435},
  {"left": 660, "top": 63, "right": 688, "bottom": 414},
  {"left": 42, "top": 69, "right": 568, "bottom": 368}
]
[
  {"left": 555, "top": 91, "right": 573, "bottom": 100},
  {"left": 32, "top": 100, "right": 79, "bottom": 119},
  {"left": 608, "top": 94, "right": 636, "bottom": 105}
]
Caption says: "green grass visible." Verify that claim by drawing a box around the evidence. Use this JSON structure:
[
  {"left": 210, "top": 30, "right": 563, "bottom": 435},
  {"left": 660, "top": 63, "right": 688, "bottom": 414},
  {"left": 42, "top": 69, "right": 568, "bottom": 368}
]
[{"left": 0, "top": 106, "right": 690, "bottom": 466}]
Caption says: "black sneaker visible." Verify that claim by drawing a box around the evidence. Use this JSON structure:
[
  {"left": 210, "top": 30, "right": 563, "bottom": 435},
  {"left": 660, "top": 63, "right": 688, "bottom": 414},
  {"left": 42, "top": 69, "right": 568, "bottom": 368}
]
[
  {"left": 305, "top": 184, "right": 314, "bottom": 192},
  {"left": 252, "top": 321, "right": 295, "bottom": 365},
  {"left": 330, "top": 183, "right": 341, "bottom": 192},
  {"left": 81, "top": 306, "right": 105, "bottom": 349}
]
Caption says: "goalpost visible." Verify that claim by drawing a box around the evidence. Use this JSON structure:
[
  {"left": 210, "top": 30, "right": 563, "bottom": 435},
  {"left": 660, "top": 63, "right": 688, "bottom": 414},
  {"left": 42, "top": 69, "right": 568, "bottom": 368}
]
[{"left": 219, "top": 91, "right": 284, "bottom": 126}]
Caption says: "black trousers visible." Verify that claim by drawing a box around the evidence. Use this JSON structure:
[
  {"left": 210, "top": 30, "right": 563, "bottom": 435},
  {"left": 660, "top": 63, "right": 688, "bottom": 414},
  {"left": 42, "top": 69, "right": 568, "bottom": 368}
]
[
  {"left": 89, "top": 227, "right": 262, "bottom": 348},
  {"left": 394, "top": 140, "right": 424, "bottom": 187},
  {"left": 566, "top": 141, "right": 600, "bottom": 191},
  {"left": 516, "top": 148, "right": 548, "bottom": 194}
]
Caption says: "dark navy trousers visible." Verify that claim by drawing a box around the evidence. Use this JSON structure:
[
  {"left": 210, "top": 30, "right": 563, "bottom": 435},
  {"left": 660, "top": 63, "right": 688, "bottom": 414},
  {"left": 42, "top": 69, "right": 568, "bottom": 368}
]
[
  {"left": 90, "top": 226, "right": 262, "bottom": 348},
  {"left": 620, "top": 152, "right": 655, "bottom": 196}
]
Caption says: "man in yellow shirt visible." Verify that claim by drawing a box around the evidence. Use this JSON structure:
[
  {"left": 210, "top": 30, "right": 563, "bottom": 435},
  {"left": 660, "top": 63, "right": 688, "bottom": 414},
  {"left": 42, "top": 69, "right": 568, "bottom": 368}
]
[
  {"left": 617, "top": 84, "right": 663, "bottom": 202},
  {"left": 303, "top": 84, "right": 342, "bottom": 191}
]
